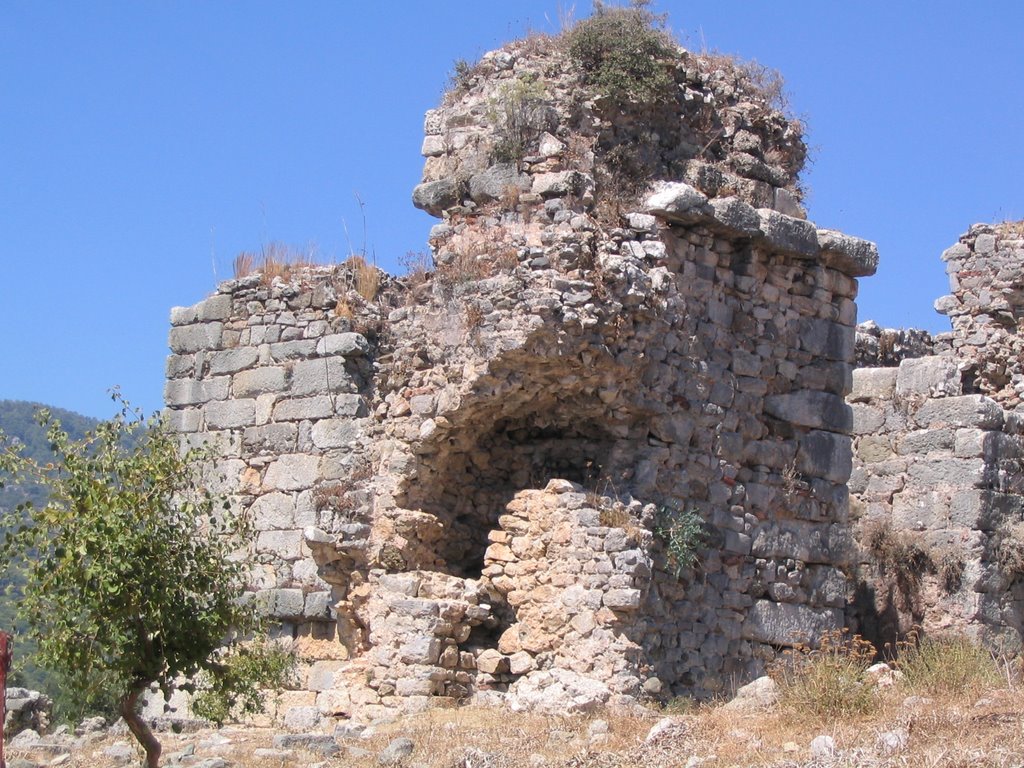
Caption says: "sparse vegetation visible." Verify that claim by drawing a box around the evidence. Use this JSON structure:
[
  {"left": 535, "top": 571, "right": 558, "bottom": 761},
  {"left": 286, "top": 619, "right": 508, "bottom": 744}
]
[
  {"left": 488, "top": 74, "right": 550, "bottom": 165},
  {"left": 232, "top": 242, "right": 318, "bottom": 286},
  {"left": 566, "top": 0, "right": 676, "bottom": 104},
  {"left": 894, "top": 631, "right": 1008, "bottom": 696},
  {"left": 864, "top": 521, "right": 935, "bottom": 597},
  {"left": 191, "top": 640, "right": 296, "bottom": 725},
  {"left": 769, "top": 630, "right": 878, "bottom": 718},
  {"left": 654, "top": 506, "right": 706, "bottom": 577}
]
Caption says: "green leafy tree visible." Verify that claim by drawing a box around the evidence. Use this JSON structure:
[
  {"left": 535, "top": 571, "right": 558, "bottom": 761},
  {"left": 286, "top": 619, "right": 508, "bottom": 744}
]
[{"left": 0, "top": 396, "right": 283, "bottom": 768}]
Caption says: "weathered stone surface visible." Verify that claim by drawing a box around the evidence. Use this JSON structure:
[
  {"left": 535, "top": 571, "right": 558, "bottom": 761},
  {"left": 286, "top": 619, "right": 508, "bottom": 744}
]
[
  {"left": 168, "top": 323, "right": 223, "bottom": 353},
  {"left": 817, "top": 229, "right": 879, "bottom": 277},
  {"left": 469, "top": 163, "right": 531, "bottom": 203},
  {"left": 412, "top": 179, "right": 459, "bottom": 216},
  {"left": 317, "top": 333, "right": 370, "bottom": 357},
  {"left": 644, "top": 182, "right": 712, "bottom": 224},
  {"left": 914, "top": 395, "right": 1003, "bottom": 430},
  {"left": 264, "top": 454, "right": 321, "bottom": 491},
  {"left": 764, "top": 391, "right": 851, "bottom": 432},
  {"left": 757, "top": 209, "right": 819, "bottom": 259},
  {"left": 742, "top": 601, "right": 841, "bottom": 646},
  {"left": 895, "top": 356, "right": 961, "bottom": 397},
  {"left": 850, "top": 367, "right": 897, "bottom": 402}
]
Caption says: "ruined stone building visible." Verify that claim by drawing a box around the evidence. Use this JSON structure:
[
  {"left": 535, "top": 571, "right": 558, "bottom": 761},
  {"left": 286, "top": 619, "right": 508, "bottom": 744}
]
[{"left": 164, "top": 27, "right": 1024, "bottom": 725}]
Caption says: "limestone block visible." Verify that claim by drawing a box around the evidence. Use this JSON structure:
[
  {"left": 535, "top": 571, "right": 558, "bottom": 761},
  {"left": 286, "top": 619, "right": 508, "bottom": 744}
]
[
  {"left": 399, "top": 636, "right": 441, "bottom": 665},
  {"left": 273, "top": 396, "right": 335, "bottom": 422},
  {"left": 195, "top": 294, "right": 233, "bottom": 321},
  {"left": 269, "top": 340, "right": 317, "bottom": 360},
  {"left": 741, "top": 600, "right": 842, "bottom": 646},
  {"left": 892, "top": 491, "right": 948, "bottom": 531},
  {"left": 163, "top": 408, "right": 201, "bottom": 433},
  {"left": 756, "top": 209, "right": 819, "bottom": 259},
  {"left": 531, "top": 170, "right": 593, "bottom": 199},
  {"left": 164, "top": 377, "right": 229, "bottom": 406},
  {"left": 243, "top": 423, "right": 298, "bottom": 454},
  {"left": 603, "top": 588, "right": 641, "bottom": 611},
  {"left": 306, "top": 660, "right": 344, "bottom": 691},
  {"left": 764, "top": 391, "right": 851, "bottom": 432},
  {"left": 264, "top": 454, "right": 321, "bottom": 491},
  {"left": 282, "top": 706, "right": 322, "bottom": 731},
  {"left": 895, "top": 356, "right": 961, "bottom": 397},
  {"left": 208, "top": 347, "right": 259, "bottom": 375},
  {"left": 234, "top": 366, "right": 288, "bottom": 396},
  {"left": 907, "top": 457, "right": 988, "bottom": 488},
  {"left": 709, "top": 196, "right": 761, "bottom": 236},
  {"left": 953, "top": 429, "right": 1005, "bottom": 459},
  {"left": 797, "top": 430, "right": 852, "bottom": 484},
  {"left": 258, "top": 588, "right": 305, "bottom": 619},
  {"left": 251, "top": 492, "right": 296, "bottom": 529},
  {"left": 850, "top": 403, "right": 885, "bottom": 435},
  {"left": 509, "top": 650, "right": 535, "bottom": 675},
  {"left": 311, "top": 418, "right": 361, "bottom": 450},
  {"left": 257, "top": 529, "right": 304, "bottom": 559},
  {"left": 413, "top": 178, "right": 460, "bottom": 217},
  {"left": 290, "top": 357, "right": 350, "bottom": 396},
  {"left": 204, "top": 399, "right": 256, "bottom": 429},
  {"left": 751, "top": 520, "right": 830, "bottom": 563},
  {"left": 165, "top": 354, "right": 195, "bottom": 378},
  {"left": 856, "top": 435, "right": 893, "bottom": 463},
  {"left": 469, "top": 163, "right": 531, "bottom": 203},
  {"left": 850, "top": 368, "right": 897, "bottom": 402},
  {"left": 644, "top": 182, "right": 712, "bottom": 224},
  {"left": 476, "top": 649, "right": 510, "bottom": 674},
  {"left": 896, "top": 428, "right": 954, "bottom": 456},
  {"left": 316, "top": 332, "right": 370, "bottom": 357},
  {"left": 914, "top": 395, "right": 1004, "bottom": 430},
  {"left": 817, "top": 229, "right": 879, "bottom": 278},
  {"left": 168, "top": 323, "right": 223, "bottom": 353}
]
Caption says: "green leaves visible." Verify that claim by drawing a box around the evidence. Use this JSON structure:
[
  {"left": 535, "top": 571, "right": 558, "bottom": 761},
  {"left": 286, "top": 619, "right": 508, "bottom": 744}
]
[{"left": 0, "top": 393, "right": 276, "bottom": 727}]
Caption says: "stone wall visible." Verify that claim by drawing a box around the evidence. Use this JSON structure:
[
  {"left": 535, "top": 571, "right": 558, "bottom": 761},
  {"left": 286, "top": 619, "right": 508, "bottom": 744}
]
[
  {"left": 849, "top": 221, "right": 1024, "bottom": 653},
  {"left": 164, "top": 34, "right": 888, "bottom": 725}
]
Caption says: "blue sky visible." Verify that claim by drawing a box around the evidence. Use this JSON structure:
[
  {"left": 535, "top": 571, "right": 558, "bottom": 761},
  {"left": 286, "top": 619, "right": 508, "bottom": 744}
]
[{"left": 3, "top": 2, "right": 1022, "bottom": 419}]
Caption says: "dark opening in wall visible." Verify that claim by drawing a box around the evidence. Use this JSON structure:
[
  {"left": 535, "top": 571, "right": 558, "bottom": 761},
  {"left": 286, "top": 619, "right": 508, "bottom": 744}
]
[{"left": 401, "top": 411, "right": 620, "bottom": 578}]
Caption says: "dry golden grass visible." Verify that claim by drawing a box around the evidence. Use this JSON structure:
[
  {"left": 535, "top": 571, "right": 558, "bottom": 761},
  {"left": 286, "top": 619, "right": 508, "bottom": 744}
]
[
  {"left": 232, "top": 241, "right": 319, "bottom": 286},
  {"left": 9, "top": 684, "right": 1024, "bottom": 768}
]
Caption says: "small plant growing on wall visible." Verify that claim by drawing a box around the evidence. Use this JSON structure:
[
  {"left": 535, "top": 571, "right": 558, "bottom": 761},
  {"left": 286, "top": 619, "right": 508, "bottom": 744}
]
[
  {"left": 487, "top": 74, "right": 550, "bottom": 165},
  {"left": 655, "top": 506, "right": 707, "bottom": 578}
]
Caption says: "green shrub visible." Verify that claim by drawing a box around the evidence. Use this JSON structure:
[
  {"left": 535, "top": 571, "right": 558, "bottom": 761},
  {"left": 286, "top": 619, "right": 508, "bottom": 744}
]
[
  {"left": 655, "top": 506, "right": 706, "bottom": 577},
  {"left": 894, "top": 633, "right": 1006, "bottom": 696},
  {"left": 566, "top": 0, "right": 676, "bottom": 104},
  {"left": 191, "top": 640, "right": 296, "bottom": 724},
  {"left": 769, "top": 630, "right": 878, "bottom": 718}
]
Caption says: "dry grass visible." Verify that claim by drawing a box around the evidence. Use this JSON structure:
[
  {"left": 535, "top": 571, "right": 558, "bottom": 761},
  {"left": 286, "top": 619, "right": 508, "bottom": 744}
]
[
  {"left": 770, "top": 630, "right": 879, "bottom": 719},
  {"left": 232, "top": 242, "right": 318, "bottom": 286},
  {"left": 997, "top": 220, "right": 1024, "bottom": 238},
  {"left": 11, "top": 678, "right": 1024, "bottom": 768}
]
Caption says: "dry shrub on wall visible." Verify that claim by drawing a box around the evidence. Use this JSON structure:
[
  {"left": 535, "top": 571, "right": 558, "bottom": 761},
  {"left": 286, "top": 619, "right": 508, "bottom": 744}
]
[{"left": 232, "top": 242, "right": 318, "bottom": 286}]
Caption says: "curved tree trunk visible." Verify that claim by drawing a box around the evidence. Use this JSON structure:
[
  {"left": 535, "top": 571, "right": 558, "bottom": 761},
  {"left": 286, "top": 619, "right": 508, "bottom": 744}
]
[{"left": 119, "top": 686, "right": 161, "bottom": 768}]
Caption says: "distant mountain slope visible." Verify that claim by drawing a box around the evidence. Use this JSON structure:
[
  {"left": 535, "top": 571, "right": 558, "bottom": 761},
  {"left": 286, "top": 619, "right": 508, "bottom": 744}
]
[
  {"left": 0, "top": 399, "right": 99, "bottom": 510},
  {"left": 0, "top": 400, "right": 98, "bottom": 702}
]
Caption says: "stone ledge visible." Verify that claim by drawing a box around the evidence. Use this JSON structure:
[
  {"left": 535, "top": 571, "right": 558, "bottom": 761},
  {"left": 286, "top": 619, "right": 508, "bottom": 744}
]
[{"left": 644, "top": 182, "right": 879, "bottom": 277}]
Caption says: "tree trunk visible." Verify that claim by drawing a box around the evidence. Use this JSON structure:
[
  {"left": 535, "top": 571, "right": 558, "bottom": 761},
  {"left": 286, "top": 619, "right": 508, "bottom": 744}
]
[{"left": 119, "top": 686, "right": 161, "bottom": 768}]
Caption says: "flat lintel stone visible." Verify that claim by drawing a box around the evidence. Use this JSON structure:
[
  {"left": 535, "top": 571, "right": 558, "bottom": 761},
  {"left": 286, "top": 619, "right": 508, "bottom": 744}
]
[{"left": 817, "top": 229, "right": 879, "bottom": 277}]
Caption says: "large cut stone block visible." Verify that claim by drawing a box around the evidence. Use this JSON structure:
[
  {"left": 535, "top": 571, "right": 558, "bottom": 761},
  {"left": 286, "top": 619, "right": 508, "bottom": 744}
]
[
  {"left": 742, "top": 600, "right": 842, "bottom": 646},
  {"left": 751, "top": 520, "right": 831, "bottom": 563},
  {"left": 796, "top": 430, "right": 852, "bottom": 484},
  {"left": 849, "top": 368, "right": 897, "bottom": 402},
  {"left": 204, "top": 399, "right": 256, "bottom": 429},
  {"left": 765, "top": 391, "right": 852, "bottom": 433},
  {"left": 168, "top": 323, "right": 223, "bottom": 353},
  {"left": 164, "top": 377, "right": 229, "bottom": 406},
  {"left": 264, "top": 454, "right": 321, "bottom": 491},
  {"left": 914, "top": 395, "right": 1004, "bottom": 430},
  {"left": 896, "top": 356, "right": 961, "bottom": 397}
]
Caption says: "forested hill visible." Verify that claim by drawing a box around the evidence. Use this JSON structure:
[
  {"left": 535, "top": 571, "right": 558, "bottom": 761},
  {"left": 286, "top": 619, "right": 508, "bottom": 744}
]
[
  {"left": 0, "top": 399, "right": 98, "bottom": 697},
  {"left": 0, "top": 399, "right": 99, "bottom": 510}
]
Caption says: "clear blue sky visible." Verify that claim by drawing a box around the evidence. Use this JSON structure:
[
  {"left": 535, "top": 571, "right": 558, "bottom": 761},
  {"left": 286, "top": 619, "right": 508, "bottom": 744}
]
[{"left": 3, "top": 2, "right": 1022, "bottom": 419}]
